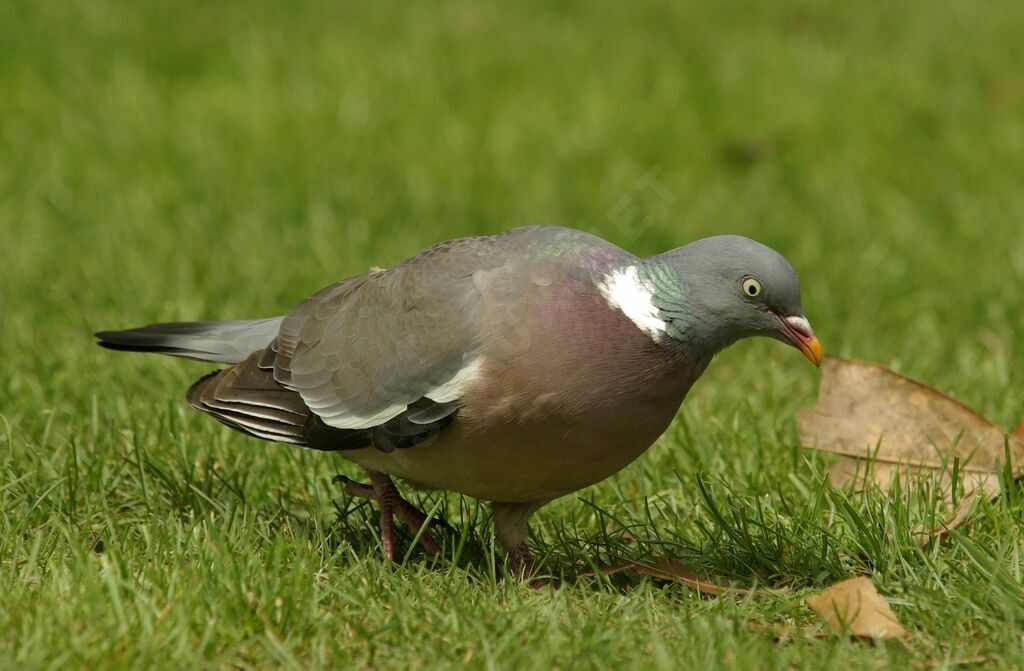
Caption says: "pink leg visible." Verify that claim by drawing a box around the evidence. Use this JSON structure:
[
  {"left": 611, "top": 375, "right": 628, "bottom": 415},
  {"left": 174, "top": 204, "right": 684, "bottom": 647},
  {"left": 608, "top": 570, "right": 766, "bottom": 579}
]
[
  {"left": 334, "top": 471, "right": 441, "bottom": 559},
  {"left": 371, "top": 471, "right": 399, "bottom": 560}
]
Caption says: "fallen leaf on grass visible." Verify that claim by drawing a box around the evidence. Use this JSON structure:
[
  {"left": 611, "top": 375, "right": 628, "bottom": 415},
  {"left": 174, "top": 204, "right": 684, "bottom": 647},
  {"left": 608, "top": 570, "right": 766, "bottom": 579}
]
[
  {"left": 799, "top": 358, "right": 1024, "bottom": 541},
  {"left": 582, "top": 558, "right": 789, "bottom": 596},
  {"left": 805, "top": 576, "right": 906, "bottom": 640},
  {"left": 917, "top": 488, "right": 985, "bottom": 546}
]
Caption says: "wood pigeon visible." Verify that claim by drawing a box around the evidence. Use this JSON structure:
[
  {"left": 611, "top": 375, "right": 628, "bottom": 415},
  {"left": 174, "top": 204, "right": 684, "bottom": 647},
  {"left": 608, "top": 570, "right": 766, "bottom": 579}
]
[{"left": 96, "top": 225, "right": 822, "bottom": 572}]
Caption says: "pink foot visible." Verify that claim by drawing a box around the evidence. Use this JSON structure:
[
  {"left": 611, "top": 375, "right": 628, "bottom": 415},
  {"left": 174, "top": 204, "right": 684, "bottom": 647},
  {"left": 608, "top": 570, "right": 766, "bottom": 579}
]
[
  {"left": 508, "top": 543, "right": 549, "bottom": 588},
  {"left": 508, "top": 542, "right": 532, "bottom": 576}
]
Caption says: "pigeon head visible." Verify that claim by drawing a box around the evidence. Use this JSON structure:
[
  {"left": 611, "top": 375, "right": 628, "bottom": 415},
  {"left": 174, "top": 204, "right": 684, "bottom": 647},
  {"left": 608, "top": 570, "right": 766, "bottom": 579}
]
[{"left": 623, "top": 235, "right": 823, "bottom": 364}]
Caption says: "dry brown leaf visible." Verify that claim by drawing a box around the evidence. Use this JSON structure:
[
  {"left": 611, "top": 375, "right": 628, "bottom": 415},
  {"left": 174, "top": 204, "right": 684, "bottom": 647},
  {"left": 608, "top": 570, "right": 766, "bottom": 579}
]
[
  {"left": 805, "top": 576, "right": 907, "bottom": 639},
  {"left": 916, "top": 488, "right": 986, "bottom": 547},
  {"left": 1015, "top": 418, "right": 1024, "bottom": 440},
  {"left": 581, "top": 558, "right": 788, "bottom": 596},
  {"left": 799, "top": 357, "right": 1024, "bottom": 505}
]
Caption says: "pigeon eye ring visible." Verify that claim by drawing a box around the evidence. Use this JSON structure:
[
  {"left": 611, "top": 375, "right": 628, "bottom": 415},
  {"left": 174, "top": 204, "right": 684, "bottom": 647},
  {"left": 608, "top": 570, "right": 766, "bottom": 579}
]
[{"left": 741, "top": 276, "right": 763, "bottom": 297}]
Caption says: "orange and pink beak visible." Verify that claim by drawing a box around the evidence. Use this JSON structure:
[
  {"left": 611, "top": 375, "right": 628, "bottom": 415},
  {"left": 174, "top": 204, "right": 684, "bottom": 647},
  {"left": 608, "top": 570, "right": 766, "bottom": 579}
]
[{"left": 777, "top": 314, "right": 824, "bottom": 366}]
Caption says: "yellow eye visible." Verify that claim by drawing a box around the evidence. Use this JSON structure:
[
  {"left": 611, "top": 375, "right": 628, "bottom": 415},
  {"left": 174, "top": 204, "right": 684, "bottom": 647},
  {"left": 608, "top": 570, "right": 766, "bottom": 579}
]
[{"left": 741, "top": 277, "right": 762, "bottom": 298}]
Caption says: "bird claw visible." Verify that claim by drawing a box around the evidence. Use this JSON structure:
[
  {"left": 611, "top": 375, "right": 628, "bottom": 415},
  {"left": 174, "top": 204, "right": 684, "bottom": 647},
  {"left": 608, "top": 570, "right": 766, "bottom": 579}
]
[{"left": 332, "top": 474, "right": 375, "bottom": 498}]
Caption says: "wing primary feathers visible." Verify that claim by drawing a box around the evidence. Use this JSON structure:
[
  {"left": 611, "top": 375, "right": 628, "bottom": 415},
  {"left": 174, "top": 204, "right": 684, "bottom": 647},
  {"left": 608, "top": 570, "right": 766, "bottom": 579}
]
[
  {"left": 187, "top": 355, "right": 311, "bottom": 446},
  {"left": 186, "top": 352, "right": 459, "bottom": 453}
]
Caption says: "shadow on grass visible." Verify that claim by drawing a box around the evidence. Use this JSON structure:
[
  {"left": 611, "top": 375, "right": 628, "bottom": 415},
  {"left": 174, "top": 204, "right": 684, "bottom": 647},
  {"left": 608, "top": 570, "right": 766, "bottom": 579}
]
[{"left": 65, "top": 425, "right": 1010, "bottom": 596}]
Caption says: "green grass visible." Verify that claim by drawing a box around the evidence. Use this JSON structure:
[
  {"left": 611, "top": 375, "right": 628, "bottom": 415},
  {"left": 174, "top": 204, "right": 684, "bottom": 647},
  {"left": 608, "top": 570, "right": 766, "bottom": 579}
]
[{"left": 2, "top": 0, "right": 1024, "bottom": 667}]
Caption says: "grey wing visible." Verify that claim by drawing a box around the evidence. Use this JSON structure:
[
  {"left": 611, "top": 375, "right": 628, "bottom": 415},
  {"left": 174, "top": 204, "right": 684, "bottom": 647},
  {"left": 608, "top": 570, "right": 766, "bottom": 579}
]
[
  {"left": 269, "top": 236, "right": 507, "bottom": 430},
  {"left": 183, "top": 225, "right": 624, "bottom": 450}
]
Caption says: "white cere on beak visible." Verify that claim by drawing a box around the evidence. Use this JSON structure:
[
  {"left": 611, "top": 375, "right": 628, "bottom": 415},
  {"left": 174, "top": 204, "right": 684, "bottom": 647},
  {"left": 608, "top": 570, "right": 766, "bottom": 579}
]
[{"left": 784, "top": 315, "right": 813, "bottom": 337}]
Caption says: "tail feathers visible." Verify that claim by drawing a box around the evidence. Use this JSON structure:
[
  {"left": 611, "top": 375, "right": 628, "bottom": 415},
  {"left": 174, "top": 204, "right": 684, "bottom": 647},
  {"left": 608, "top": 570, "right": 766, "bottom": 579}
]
[{"left": 95, "top": 317, "right": 284, "bottom": 364}]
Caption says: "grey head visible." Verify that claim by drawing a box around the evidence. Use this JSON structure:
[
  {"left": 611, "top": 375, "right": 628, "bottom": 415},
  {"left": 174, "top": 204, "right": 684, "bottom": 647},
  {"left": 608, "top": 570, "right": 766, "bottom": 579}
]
[{"left": 630, "top": 235, "right": 823, "bottom": 364}]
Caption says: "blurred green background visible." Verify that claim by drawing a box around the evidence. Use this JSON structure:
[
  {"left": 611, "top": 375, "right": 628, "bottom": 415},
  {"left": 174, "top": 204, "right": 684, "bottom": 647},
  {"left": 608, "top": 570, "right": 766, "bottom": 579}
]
[{"left": 2, "top": 0, "right": 1023, "bottom": 668}]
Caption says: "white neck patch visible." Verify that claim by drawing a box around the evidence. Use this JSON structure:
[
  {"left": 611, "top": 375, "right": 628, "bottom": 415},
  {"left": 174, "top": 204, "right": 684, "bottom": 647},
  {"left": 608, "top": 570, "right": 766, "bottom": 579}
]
[{"left": 598, "top": 265, "right": 668, "bottom": 342}]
